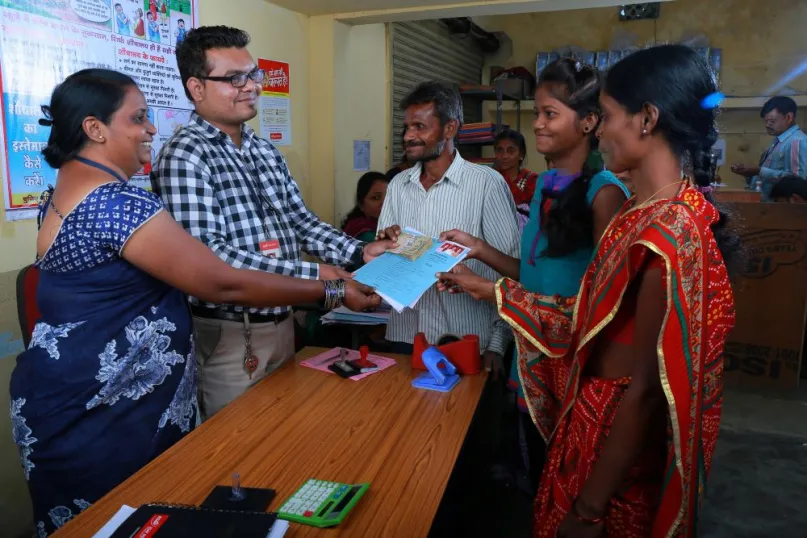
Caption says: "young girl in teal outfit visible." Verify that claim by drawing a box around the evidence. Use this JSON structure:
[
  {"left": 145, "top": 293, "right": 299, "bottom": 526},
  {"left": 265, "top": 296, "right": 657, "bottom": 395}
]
[{"left": 439, "top": 58, "right": 629, "bottom": 491}]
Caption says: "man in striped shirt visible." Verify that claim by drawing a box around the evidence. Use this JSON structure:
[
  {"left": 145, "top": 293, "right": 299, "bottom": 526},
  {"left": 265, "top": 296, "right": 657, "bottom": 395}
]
[{"left": 378, "top": 81, "right": 520, "bottom": 375}]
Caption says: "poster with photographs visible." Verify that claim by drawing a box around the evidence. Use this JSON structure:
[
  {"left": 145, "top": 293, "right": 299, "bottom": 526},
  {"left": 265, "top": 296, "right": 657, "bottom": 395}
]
[{"left": 0, "top": 0, "right": 198, "bottom": 219}]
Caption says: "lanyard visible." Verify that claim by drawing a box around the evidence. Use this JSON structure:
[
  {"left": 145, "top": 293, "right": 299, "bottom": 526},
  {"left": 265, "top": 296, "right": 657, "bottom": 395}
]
[
  {"left": 230, "top": 142, "right": 275, "bottom": 239},
  {"left": 75, "top": 156, "right": 127, "bottom": 184}
]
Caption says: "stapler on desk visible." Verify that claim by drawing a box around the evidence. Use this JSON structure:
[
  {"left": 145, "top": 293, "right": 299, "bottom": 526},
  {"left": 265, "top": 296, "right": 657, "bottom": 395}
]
[
  {"left": 412, "top": 333, "right": 480, "bottom": 375},
  {"left": 411, "top": 346, "right": 460, "bottom": 392}
]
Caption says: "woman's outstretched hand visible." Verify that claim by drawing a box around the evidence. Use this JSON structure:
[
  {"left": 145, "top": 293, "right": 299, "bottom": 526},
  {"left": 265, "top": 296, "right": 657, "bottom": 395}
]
[
  {"left": 436, "top": 264, "right": 496, "bottom": 303},
  {"left": 438, "top": 229, "right": 484, "bottom": 260}
]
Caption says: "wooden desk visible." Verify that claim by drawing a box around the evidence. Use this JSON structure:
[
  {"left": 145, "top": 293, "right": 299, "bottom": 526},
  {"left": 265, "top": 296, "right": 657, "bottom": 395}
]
[
  {"left": 53, "top": 348, "right": 487, "bottom": 537},
  {"left": 713, "top": 188, "right": 762, "bottom": 203}
]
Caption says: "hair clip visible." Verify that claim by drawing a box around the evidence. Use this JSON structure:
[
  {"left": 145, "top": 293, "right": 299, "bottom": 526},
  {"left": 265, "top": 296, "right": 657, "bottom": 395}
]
[
  {"left": 39, "top": 104, "right": 53, "bottom": 127},
  {"left": 697, "top": 185, "right": 714, "bottom": 194},
  {"left": 700, "top": 92, "right": 725, "bottom": 110},
  {"left": 575, "top": 61, "right": 583, "bottom": 72}
]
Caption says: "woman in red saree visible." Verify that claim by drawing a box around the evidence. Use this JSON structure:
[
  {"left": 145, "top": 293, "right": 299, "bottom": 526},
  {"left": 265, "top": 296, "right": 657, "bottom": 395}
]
[{"left": 438, "top": 45, "right": 739, "bottom": 537}]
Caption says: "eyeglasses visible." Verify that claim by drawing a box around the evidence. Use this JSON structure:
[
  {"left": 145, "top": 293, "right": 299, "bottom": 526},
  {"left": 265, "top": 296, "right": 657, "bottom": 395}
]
[{"left": 200, "top": 68, "right": 265, "bottom": 88}]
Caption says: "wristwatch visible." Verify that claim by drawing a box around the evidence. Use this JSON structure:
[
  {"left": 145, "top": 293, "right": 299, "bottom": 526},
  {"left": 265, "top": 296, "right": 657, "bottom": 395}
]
[{"left": 350, "top": 242, "right": 366, "bottom": 267}]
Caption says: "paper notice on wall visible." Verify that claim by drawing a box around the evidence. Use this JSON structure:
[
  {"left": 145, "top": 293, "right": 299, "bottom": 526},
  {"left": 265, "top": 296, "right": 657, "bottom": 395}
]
[
  {"left": 353, "top": 140, "right": 370, "bottom": 171},
  {"left": 0, "top": 0, "right": 198, "bottom": 220},
  {"left": 258, "top": 58, "right": 291, "bottom": 146}
]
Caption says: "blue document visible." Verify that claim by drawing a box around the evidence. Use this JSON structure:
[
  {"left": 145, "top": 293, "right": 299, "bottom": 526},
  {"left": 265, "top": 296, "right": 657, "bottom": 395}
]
[{"left": 353, "top": 230, "right": 469, "bottom": 312}]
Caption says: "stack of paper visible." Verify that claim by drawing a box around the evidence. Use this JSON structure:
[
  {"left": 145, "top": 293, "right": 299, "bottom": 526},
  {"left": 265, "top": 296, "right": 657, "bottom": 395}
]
[
  {"left": 353, "top": 228, "right": 470, "bottom": 312},
  {"left": 321, "top": 306, "right": 390, "bottom": 326},
  {"left": 300, "top": 348, "right": 397, "bottom": 381}
]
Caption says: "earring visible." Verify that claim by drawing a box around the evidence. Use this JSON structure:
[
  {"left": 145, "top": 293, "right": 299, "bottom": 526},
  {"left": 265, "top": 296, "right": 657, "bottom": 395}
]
[{"left": 642, "top": 128, "right": 647, "bottom": 136}]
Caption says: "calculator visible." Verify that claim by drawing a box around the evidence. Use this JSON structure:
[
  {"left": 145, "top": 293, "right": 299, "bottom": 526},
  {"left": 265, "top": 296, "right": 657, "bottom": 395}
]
[{"left": 277, "top": 479, "right": 370, "bottom": 528}]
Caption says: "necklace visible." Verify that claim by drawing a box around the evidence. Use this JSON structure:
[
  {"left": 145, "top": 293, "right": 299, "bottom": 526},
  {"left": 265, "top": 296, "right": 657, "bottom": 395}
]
[{"left": 634, "top": 178, "right": 687, "bottom": 208}]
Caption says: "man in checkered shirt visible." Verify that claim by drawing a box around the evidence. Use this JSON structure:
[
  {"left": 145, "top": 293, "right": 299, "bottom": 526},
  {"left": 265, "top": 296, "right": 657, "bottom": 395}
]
[{"left": 154, "top": 26, "right": 381, "bottom": 419}]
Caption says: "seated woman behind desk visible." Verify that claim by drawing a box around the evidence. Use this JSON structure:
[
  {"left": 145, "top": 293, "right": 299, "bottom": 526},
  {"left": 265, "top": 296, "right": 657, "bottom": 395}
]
[
  {"left": 341, "top": 171, "right": 389, "bottom": 242},
  {"left": 10, "top": 68, "right": 383, "bottom": 537}
]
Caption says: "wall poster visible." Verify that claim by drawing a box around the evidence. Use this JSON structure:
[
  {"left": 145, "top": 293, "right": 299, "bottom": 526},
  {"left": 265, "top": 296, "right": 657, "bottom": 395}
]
[{"left": 0, "top": 0, "right": 199, "bottom": 220}]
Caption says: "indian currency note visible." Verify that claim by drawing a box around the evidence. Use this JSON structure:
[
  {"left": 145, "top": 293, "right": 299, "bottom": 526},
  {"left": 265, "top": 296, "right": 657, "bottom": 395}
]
[{"left": 389, "top": 231, "right": 433, "bottom": 261}]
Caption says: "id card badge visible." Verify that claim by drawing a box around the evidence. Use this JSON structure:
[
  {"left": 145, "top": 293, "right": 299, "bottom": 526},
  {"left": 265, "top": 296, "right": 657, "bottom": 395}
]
[{"left": 259, "top": 239, "right": 281, "bottom": 259}]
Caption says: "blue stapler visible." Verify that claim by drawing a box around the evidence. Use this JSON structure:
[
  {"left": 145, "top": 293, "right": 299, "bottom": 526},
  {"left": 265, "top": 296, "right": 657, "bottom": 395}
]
[{"left": 411, "top": 346, "right": 461, "bottom": 392}]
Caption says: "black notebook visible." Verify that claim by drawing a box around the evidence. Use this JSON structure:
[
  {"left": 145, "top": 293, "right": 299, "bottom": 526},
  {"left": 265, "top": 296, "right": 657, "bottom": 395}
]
[{"left": 110, "top": 503, "right": 278, "bottom": 538}]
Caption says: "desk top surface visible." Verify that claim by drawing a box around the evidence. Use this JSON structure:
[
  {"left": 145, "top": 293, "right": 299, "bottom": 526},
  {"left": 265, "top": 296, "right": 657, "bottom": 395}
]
[{"left": 53, "top": 347, "right": 486, "bottom": 538}]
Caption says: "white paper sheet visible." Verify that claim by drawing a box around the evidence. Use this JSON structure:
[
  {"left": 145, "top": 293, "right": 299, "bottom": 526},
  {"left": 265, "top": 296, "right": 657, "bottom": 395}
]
[{"left": 91, "top": 505, "right": 136, "bottom": 538}]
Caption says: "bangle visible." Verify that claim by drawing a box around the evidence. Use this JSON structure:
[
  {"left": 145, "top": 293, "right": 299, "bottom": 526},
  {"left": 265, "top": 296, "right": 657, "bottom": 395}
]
[
  {"left": 322, "top": 279, "right": 346, "bottom": 310},
  {"left": 571, "top": 499, "right": 604, "bottom": 525}
]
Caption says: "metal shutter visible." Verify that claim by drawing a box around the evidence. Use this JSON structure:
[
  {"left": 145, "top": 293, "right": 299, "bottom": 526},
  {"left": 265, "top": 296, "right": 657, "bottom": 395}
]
[{"left": 389, "top": 20, "right": 485, "bottom": 165}]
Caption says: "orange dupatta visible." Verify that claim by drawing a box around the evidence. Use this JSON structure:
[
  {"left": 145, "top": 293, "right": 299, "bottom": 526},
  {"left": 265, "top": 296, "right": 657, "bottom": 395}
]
[{"left": 496, "top": 185, "right": 735, "bottom": 537}]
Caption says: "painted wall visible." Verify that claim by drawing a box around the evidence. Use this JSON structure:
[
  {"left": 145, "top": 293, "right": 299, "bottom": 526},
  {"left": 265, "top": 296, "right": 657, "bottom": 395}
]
[
  {"left": 309, "top": 17, "right": 389, "bottom": 226},
  {"left": 333, "top": 23, "right": 389, "bottom": 225},
  {"left": 480, "top": 0, "right": 807, "bottom": 186},
  {"left": 0, "top": 1, "right": 311, "bottom": 536}
]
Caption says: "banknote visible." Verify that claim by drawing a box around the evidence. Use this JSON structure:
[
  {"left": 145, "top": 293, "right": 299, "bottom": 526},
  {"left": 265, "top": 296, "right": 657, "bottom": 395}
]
[{"left": 389, "top": 231, "right": 433, "bottom": 261}]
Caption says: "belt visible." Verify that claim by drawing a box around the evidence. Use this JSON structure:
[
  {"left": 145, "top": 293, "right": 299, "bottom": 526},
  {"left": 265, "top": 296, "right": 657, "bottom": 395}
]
[{"left": 191, "top": 306, "right": 290, "bottom": 325}]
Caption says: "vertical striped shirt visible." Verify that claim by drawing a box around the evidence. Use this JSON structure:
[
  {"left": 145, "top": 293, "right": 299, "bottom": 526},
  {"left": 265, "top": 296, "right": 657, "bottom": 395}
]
[{"left": 378, "top": 152, "right": 520, "bottom": 355}]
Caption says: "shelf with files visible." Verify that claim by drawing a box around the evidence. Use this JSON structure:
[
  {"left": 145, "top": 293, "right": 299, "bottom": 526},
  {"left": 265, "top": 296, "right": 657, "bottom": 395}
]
[
  {"left": 458, "top": 79, "right": 523, "bottom": 160},
  {"left": 459, "top": 81, "right": 522, "bottom": 134},
  {"left": 456, "top": 138, "right": 496, "bottom": 147}
]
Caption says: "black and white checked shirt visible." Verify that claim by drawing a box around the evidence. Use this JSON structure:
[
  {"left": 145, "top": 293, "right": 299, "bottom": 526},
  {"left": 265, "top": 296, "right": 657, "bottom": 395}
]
[{"left": 154, "top": 112, "right": 361, "bottom": 315}]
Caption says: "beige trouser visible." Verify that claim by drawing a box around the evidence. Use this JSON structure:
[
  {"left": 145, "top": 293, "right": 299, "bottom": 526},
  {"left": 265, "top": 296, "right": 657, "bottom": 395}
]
[{"left": 193, "top": 315, "right": 295, "bottom": 420}]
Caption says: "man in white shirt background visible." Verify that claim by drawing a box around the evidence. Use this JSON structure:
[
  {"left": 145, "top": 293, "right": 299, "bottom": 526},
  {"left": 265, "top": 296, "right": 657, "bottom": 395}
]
[{"left": 378, "top": 81, "right": 520, "bottom": 376}]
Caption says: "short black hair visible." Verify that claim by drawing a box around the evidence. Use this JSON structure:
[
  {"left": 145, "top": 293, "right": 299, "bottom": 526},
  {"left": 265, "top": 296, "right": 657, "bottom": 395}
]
[
  {"left": 41, "top": 69, "right": 136, "bottom": 169},
  {"left": 761, "top": 96, "right": 797, "bottom": 119},
  {"left": 176, "top": 26, "right": 250, "bottom": 100},
  {"left": 400, "top": 81, "right": 463, "bottom": 129},
  {"left": 770, "top": 175, "right": 807, "bottom": 200},
  {"left": 178, "top": 18, "right": 184, "bottom": 23}
]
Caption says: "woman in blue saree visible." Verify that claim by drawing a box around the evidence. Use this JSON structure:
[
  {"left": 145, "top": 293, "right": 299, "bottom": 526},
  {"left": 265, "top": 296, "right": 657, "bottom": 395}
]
[{"left": 10, "top": 69, "right": 385, "bottom": 536}]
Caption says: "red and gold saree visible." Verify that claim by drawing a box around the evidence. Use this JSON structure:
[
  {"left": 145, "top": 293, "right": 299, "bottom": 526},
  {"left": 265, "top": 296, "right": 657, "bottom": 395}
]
[{"left": 496, "top": 185, "right": 735, "bottom": 537}]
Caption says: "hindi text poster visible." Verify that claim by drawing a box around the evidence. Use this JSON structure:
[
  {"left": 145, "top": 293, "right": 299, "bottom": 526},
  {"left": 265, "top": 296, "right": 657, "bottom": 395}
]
[
  {"left": 0, "top": 0, "right": 198, "bottom": 218},
  {"left": 257, "top": 58, "right": 291, "bottom": 146}
]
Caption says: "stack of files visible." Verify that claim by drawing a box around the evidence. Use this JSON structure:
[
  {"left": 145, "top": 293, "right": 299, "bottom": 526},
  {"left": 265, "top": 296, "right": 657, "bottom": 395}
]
[
  {"left": 458, "top": 122, "right": 506, "bottom": 144},
  {"left": 352, "top": 228, "right": 470, "bottom": 313},
  {"left": 321, "top": 305, "right": 390, "bottom": 326}
]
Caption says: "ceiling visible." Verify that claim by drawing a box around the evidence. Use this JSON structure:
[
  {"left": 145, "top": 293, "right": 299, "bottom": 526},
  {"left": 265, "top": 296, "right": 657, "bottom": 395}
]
[
  {"left": 266, "top": 0, "right": 652, "bottom": 17},
  {"left": 269, "top": 0, "right": 468, "bottom": 16}
]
